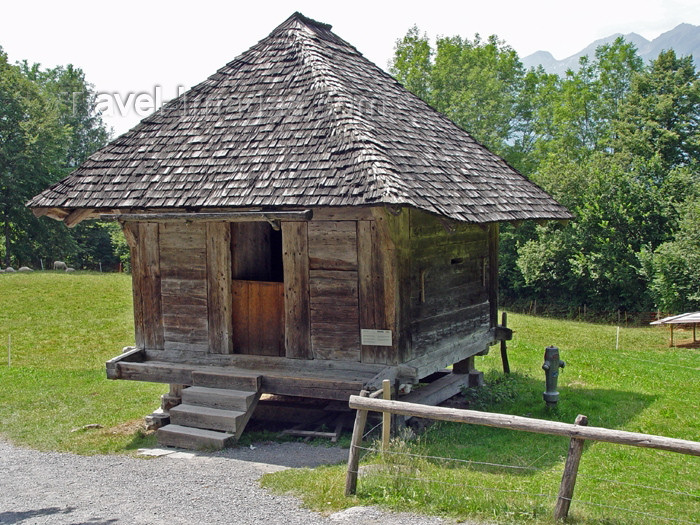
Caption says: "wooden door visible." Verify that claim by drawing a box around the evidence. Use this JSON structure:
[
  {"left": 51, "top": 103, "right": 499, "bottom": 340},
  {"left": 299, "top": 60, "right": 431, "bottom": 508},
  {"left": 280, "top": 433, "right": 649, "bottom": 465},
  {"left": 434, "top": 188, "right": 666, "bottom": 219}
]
[{"left": 232, "top": 279, "right": 285, "bottom": 356}]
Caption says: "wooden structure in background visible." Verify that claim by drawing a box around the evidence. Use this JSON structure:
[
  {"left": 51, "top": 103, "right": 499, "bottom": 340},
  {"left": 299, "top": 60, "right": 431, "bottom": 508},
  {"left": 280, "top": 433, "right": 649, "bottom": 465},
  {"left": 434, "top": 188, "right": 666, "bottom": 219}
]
[{"left": 29, "top": 13, "right": 570, "bottom": 448}]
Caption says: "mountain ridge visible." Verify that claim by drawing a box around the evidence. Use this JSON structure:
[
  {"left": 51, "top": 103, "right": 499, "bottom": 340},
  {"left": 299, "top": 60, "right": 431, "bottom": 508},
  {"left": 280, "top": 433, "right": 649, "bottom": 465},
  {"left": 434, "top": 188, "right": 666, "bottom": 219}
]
[{"left": 522, "top": 23, "right": 700, "bottom": 74}]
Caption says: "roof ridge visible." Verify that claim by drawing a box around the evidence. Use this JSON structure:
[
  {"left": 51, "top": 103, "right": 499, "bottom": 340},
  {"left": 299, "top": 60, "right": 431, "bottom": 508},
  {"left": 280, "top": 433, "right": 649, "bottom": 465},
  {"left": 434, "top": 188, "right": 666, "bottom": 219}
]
[{"left": 288, "top": 11, "right": 332, "bottom": 31}]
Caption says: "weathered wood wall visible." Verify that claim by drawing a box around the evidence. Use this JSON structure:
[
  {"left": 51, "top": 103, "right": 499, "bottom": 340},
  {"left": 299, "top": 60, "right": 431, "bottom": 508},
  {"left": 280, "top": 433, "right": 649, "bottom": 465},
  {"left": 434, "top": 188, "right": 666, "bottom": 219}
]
[
  {"left": 308, "top": 220, "right": 360, "bottom": 361},
  {"left": 159, "top": 222, "right": 209, "bottom": 353},
  {"left": 124, "top": 222, "right": 164, "bottom": 351},
  {"left": 405, "top": 209, "right": 492, "bottom": 363},
  {"left": 122, "top": 207, "right": 497, "bottom": 377},
  {"left": 282, "top": 221, "right": 311, "bottom": 359}
]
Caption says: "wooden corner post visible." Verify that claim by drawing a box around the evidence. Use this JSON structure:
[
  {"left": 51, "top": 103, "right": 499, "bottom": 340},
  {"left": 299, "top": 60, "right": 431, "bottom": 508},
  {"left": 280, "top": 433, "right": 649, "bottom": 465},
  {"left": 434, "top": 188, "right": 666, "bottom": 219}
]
[
  {"left": 554, "top": 414, "right": 588, "bottom": 520},
  {"left": 345, "top": 390, "right": 370, "bottom": 496}
]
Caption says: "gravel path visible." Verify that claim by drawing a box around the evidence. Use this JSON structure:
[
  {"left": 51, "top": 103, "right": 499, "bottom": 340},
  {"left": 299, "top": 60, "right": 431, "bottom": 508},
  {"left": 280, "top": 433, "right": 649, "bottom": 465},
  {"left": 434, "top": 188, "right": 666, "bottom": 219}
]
[{"left": 0, "top": 440, "right": 458, "bottom": 525}]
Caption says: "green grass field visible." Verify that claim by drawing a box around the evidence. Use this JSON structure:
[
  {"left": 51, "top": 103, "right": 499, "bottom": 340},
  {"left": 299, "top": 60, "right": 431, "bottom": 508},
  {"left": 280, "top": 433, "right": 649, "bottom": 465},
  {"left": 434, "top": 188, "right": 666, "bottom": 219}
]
[
  {"left": 1, "top": 272, "right": 698, "bottom": 523},
  {"left": 0, "top": 271, "right": 164, "bottom": 453},
  {"left": 262, "top": 315, "right": 700, "bottom": 524}
]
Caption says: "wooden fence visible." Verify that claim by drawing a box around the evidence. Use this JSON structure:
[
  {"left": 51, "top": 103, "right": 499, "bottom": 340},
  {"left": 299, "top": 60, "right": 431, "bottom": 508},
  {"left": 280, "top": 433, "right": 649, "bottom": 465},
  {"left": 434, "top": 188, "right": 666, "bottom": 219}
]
[{"left": 345, "top": 394, "right": 700, "bottom": 520}]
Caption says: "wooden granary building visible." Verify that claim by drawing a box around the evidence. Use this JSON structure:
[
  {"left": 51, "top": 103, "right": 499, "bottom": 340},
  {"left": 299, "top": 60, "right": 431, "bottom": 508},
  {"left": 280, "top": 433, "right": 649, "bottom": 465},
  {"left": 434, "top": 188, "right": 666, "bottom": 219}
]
[{"left": 29, "top": 13, "right": 570, "bottom": 448}]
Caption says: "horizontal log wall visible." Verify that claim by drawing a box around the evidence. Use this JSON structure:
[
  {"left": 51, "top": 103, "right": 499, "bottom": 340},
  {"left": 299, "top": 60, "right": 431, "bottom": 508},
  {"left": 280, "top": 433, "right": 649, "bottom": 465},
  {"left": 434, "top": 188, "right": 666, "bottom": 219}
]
[
  {"left": 407, "top": 209, "right": 491, "bottom": 364},
  {"left": 308, "top": 220, "right": 360, "bottom": 361},
  {"left": 159, "top": 222, "right": 210, "bottom": 353}
]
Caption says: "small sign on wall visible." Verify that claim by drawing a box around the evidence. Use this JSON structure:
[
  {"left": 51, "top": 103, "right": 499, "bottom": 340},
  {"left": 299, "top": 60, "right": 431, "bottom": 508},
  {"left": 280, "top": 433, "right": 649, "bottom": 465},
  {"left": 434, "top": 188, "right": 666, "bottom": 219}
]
[{"left": 361, "top": 329, "right": 393, "bottom": 347}]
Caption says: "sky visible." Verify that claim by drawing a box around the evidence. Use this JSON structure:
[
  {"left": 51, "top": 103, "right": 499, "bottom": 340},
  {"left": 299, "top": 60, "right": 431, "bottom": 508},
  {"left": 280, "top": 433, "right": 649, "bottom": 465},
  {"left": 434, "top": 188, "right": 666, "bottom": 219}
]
[{"left": 2, "top": 0, "right": 699, "bottom": 136}]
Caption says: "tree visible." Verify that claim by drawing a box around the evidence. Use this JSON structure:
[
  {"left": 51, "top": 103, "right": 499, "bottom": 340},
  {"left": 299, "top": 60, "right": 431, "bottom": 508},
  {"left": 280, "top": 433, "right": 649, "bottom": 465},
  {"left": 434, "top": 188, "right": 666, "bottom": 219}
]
[
  {"left": 1, "top": 51, "right": 115, "bottom": 269},
  {"left": 520, "top": 153, "right": 671, "bottom": 311},
  {"left": 0, "top": 48, "right": 69, "bottom": 267},
  {"left": 20, "top": 62, "right": 110, "bottom": 172},
  {"left": 614, "top": 50, "right": 700, "bottom": 172},
  {"left": 430, "top": 34, "right": 524, "bottom": 156},
  {"left": 390, "top": 27, "right": 526, "bottom": 158},
  {"left": 389, "top": 26, "right": 432, "bottom": 103},
  {"left": 640, "top": 166, "right": 700, "bottom": 312}
]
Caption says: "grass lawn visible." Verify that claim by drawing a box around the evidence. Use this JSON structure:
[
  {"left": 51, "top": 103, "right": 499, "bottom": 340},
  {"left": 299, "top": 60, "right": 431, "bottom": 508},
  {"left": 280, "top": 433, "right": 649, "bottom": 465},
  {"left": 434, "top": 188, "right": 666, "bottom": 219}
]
[
  {"left": 1, "top": 272, "right": 698, "bottom": 523},
  {"left": 0, "top": 271, "right": 164, "bottom": 454},
  {"left": 262, "top": 314, "right": 700, "bottom": 524}
]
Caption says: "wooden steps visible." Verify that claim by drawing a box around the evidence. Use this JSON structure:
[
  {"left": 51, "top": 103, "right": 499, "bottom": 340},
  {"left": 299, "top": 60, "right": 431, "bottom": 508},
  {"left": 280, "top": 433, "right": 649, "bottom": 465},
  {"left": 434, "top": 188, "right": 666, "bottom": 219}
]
[
  {"left": 157, "top": 384, "right": 261, "bottom": 450},
  {"left": 169, "top": 404, "right": 245, "bottom": 432},
  {"left": 181, "top": 386, "right": 257, "bottom": 411},
  {"left": 157, "top": 424, "right": 235, "bottom": 450}
]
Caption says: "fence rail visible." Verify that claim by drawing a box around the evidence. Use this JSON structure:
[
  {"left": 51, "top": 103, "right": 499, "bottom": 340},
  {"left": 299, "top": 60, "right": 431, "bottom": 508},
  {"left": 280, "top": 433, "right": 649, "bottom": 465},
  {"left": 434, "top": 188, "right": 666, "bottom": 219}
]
[{"left": 345, "top": 394, "right": 700, "bottom": 520}]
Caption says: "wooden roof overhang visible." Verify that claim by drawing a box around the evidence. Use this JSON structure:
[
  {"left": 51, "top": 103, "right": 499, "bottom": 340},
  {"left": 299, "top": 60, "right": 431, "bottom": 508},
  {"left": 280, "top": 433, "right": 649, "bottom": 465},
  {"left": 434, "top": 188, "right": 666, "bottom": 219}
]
[
  {"left": 102, "top": 210, "right": 312, "bottom": 231},
  {"left": 32, "top": 207, "right": 313, "bottom": 229}
]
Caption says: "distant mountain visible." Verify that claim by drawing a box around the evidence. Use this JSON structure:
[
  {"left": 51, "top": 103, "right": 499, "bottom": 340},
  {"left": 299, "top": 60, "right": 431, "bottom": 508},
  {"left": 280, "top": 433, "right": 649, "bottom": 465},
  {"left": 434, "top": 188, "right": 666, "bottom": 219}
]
[{"left": 522, "top": 23, "right": 700, "bottom": 75}]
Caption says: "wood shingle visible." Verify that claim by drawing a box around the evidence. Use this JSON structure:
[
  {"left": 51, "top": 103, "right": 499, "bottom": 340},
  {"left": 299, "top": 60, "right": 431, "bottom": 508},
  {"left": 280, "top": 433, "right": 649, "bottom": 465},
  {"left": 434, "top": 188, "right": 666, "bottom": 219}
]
[{"left": 28, "top": 12, "right": 571, "bottom": 224}]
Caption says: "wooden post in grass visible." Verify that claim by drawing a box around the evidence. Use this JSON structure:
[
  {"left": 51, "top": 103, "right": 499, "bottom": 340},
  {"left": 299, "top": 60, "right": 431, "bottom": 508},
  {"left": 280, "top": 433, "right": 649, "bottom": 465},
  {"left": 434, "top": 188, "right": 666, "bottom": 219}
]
[
  {"left": 500, "top": 312, "right": 510, "bottom": 374},
  {"left": 554, "top": 414, "right": 588, "bottom": 520},
  {"left": 345, "top": 390, "right": 370, "bottom": 496},
  {"left": 382, "top": 379, "right": 391, "bottom": 453}
]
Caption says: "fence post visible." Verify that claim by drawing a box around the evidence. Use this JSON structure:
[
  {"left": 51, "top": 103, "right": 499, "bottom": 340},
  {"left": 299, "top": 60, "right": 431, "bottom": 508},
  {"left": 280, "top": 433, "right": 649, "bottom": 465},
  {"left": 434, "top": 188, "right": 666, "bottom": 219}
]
[
  {"left": 345, "top": 390, "right": 370, "bottom": 496},
  {"left": 382, "top": 379, "right": 391, "bottom": 453},
  {"left": 554, "top": 414, "right": 588, "bottom": 520},
  {"left": 500, "top": 312, "right": 510, "bottom": 374}
]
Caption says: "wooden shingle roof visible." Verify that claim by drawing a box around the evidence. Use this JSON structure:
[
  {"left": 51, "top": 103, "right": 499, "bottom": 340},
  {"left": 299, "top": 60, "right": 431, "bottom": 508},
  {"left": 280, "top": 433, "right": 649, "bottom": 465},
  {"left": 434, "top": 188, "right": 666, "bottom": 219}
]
[{"left": 28, "top": 12, "right": 571, "bottom": 224}]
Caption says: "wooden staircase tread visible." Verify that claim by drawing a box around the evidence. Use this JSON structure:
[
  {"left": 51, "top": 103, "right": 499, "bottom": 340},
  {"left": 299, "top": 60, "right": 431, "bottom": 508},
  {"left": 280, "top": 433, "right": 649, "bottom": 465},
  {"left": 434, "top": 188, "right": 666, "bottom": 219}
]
[
  {"left": 170, "top": 404, "right": 245, "bottom": 418},
  {"left": 182, "top": 386, "right": 258, "bottom": 398},
  {"left": 157, "top": 424, "right": 235, "bottom": 450},
  {"left": 158, "top": 424, "right": 234, "bottom": 439}
]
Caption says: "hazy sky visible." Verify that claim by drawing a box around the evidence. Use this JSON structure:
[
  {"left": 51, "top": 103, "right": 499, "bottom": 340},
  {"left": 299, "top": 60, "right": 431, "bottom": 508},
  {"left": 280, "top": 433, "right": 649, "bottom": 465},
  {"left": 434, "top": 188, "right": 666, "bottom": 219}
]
[{"left": 2, "top": 0, "right": 699, "bottom": 135}]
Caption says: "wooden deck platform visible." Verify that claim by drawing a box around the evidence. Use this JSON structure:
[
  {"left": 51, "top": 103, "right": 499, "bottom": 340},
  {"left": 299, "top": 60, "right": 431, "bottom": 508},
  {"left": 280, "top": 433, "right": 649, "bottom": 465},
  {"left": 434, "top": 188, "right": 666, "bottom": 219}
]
[{"left": 106, "top": 347, "right": 406, "bottom": 401}]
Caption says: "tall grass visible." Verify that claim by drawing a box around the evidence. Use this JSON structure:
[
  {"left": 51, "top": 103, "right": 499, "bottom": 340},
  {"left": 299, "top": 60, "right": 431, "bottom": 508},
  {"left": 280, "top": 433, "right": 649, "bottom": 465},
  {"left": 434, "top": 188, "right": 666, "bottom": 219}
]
[
  {"left": 0, "top": 272, "right": 164, "bottom": 454},
  {"left": 263, "top": 314, "right": 700, "bottom": 524}
]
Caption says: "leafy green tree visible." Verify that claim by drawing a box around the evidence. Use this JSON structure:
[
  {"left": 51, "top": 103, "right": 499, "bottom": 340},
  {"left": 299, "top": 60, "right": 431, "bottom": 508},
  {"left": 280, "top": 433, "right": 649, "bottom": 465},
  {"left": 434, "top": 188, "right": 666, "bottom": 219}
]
[
  {"left": 614, "top": 50, "right": 699, "bottom": 171},
  {"left": 531, "top": 38, "right": 643, "bottom": 165},
  {"left": 389, "top": 26, "right": 433, "bottom": 103},
  {"left": 640, "top": 168, "right": 700, "bottom": 312},
  {"left": 430, "top": 34, "right": 524, "bottom": 156},
  {"left": 20, "top": 62, "right": 110, "bottom": 172},
  {"left": 390, "top": 27, "right": 526, "bottom": 158},
  {"left": 1, "top": 50, "right": 115, "bottom": 269},
  {"left": 0, "top": 48, "right": 69, "bottom": 267}
]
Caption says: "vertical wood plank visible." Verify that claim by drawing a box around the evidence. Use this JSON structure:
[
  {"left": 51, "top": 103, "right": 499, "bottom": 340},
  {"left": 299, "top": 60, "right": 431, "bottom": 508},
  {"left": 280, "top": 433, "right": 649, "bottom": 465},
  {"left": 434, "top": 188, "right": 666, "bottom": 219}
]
[
  {"left": 231, "top": 279, "right": 250, "bottom": 353},
  {"left": 282, "top": 221, "right": 311, "bottom": 359},
  {"left": 139, "top": 222, "right": 163, "bottom": 350},
  {"left": 358, "top": 220, "right": 394, "bottom": 364},
  {"left": 371, "top": 208, "right": 406, "bottom": 361},
  {"left": 207, "top": 222, "right": 233, "bottom": 354},
  {"left": 488, "top": 223, "right": 499, "bottom": 329},
  {"left": 123, "top": 222, "right": 145, "bottom": 349},
  {"left": 392, "top": 209, "right": 412, "bottom": 362}
]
